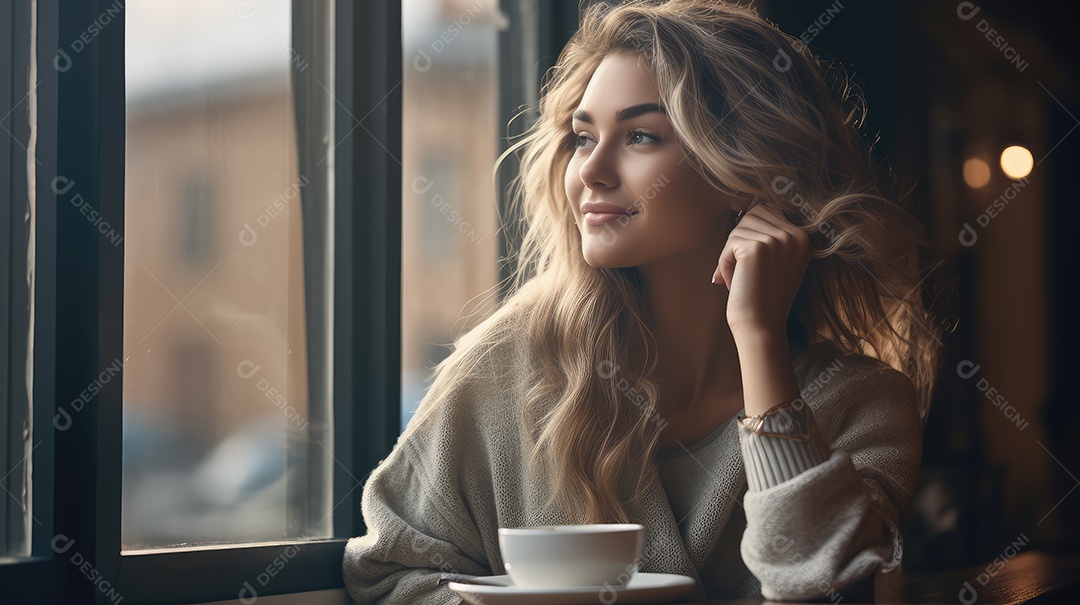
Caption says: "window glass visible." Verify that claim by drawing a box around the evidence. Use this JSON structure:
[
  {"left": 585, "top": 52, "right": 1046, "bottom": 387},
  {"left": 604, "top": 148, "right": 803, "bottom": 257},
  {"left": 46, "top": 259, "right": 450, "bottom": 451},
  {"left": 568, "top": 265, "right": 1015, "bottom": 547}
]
[
  {"left": 123, "top": 0, "right": 332, "bottom": 550},
  {"left": 401, "top": 0, "right": 502, "bottom": 430}
]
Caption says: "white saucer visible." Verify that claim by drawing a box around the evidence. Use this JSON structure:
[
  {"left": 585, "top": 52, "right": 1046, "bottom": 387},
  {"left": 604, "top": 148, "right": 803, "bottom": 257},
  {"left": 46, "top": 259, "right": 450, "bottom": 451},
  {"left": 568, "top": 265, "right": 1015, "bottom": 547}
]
[{"left": 447, "top": 572, "right": 696, "bottom": 605}]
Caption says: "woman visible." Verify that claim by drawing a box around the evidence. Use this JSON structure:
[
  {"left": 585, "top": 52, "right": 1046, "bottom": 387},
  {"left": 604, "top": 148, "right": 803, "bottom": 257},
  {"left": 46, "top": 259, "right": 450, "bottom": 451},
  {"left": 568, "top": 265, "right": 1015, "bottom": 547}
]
[{"left": 344, "top": 0, "right": 943, "bottom": 602}]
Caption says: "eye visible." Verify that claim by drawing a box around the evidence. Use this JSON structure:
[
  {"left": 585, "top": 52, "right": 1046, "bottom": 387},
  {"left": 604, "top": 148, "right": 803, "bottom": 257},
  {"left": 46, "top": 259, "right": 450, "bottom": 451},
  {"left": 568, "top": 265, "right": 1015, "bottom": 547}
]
[
  {"left": 570, "top": 128, "right": 660, "bottom": 149},
  {"left": 626, "top": 128, "right": 660, "bottom": 145},
  {"left": 572, "top": 133, "right": 594, "bottom": 149}
]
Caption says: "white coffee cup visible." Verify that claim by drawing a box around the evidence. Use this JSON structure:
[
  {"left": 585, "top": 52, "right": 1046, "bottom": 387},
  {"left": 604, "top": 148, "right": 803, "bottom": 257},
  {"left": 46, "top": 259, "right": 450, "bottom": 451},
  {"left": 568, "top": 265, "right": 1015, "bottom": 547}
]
[{"left": 497, "top": 523, "right": 645, "bottom": 589}]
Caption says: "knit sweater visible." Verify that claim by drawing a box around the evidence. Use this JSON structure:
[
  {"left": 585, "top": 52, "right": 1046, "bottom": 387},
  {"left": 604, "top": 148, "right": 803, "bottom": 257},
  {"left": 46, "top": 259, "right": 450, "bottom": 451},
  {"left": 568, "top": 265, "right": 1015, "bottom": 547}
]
[{"left": 342, "top": 335, "right": 924, "bottom": 604}]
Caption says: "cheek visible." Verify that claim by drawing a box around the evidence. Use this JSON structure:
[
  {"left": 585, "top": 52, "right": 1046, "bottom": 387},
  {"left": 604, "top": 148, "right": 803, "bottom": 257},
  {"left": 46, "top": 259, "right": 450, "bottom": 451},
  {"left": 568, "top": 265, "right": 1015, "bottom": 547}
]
[
  {"left": 564, "top": 162, "right": 583, "bottom": 208},
  {"left": 564, "top": 157, "right": 579, "bottom": 188},
  {"left": 642, "top": 170, "right": 725, "bottom": 226},
  {"left": 681, "top": 165, "right": 728, "bottom": 210}
]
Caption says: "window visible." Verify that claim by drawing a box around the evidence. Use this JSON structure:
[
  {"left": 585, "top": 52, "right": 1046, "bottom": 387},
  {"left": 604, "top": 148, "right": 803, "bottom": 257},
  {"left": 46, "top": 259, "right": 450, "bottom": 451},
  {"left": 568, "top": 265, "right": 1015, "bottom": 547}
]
[
  {"left": 1, "top": 1, "right": 401, "bottom": 602},
  {"left": 1, "top": 0, "right": 583, "bottom": 601},
  {"left": 400, "top": 0, "right": 582, "bottom": 432},
  {"left": 179, "top": 174, "right": 215, "bottom": 266},
  {"left": 401, "top": 0, "right": 503, "bottom": 431},
  {"left": 123, "top": 0, "right": 332, "bottom": 550}
]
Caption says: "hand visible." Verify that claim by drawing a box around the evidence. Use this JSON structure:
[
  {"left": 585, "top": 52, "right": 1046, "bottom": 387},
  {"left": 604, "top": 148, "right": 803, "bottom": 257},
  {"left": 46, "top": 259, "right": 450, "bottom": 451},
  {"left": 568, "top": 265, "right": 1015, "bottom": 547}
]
[{"left": 712, "top": 202, "right": 811, "bottom": 338}]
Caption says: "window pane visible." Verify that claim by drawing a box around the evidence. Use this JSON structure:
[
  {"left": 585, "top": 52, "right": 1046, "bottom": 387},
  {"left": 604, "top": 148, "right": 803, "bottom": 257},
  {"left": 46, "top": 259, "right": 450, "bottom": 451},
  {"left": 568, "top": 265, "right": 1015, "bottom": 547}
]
[
  {"left": 123, "top": 0, "right": 332, "bottom": 550},
  {"left": 401, "top": 0, "right": 502, "bottom": 430}
]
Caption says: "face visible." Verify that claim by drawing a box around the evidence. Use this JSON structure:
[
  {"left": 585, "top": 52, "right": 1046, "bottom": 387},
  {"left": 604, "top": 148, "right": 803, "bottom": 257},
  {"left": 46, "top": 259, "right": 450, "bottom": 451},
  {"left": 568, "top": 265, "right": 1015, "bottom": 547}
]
[{"left": 565, "top": 51, "right": 740, "bottom": 269}]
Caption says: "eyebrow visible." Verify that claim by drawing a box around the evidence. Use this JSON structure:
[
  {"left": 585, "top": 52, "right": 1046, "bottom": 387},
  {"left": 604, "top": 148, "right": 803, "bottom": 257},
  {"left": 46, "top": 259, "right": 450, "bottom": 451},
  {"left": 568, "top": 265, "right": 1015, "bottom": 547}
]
[{"left": 571, "top": 103, "right": 667, "bottom": 124}]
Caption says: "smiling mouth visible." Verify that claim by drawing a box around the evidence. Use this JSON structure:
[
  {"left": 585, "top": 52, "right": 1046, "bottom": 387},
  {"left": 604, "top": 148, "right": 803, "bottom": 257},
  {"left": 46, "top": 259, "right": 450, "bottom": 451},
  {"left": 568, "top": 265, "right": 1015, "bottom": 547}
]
[
  {"left": 583, "top": 210, "right": 639, "bottom": 226},
  {"left": 583, "top": 209, "right": 640, "bottom": 217}
]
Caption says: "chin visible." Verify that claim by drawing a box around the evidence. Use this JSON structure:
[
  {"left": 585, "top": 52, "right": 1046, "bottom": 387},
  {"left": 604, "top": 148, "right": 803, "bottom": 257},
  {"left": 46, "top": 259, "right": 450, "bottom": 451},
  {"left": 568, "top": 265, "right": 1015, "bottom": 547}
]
[{"left": 580, "top": 245, "right": 638, "bottom": 270}]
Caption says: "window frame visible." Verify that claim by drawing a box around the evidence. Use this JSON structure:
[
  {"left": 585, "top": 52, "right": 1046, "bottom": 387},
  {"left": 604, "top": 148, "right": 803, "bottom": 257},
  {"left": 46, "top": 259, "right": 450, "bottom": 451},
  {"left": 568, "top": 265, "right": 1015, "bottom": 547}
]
[
  {"left": 0, "top": 0, "right": 402, "bottom": 603},
  {"left": 0, "top": 0, "right": 59, "bottom": 601},
  {"left": 105, "top": 0, "right": 403, "bottom": 602}
]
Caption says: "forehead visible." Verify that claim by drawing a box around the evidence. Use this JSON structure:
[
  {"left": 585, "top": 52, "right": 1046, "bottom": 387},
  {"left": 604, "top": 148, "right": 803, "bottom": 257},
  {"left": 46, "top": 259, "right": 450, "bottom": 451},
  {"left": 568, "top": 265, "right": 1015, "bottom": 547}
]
[{"left": 575, "top": 52, "right": 661, "bottom": 116}]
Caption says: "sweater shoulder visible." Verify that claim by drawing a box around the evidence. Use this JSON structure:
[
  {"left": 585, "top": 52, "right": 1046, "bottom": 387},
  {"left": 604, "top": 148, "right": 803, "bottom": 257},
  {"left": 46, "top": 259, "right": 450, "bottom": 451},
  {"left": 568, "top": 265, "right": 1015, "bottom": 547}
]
[
  {"left": 794, "top": 341, "right": 916, "bottom": 403},
  {"left": 792, "top": 340, "right": 921, "bottom": 437},
  {"left": 792, "top": 341, "right": 924, "bottom": 512},
  {"left": 399, "top": 329, "right": 533, "bottom": 451}
]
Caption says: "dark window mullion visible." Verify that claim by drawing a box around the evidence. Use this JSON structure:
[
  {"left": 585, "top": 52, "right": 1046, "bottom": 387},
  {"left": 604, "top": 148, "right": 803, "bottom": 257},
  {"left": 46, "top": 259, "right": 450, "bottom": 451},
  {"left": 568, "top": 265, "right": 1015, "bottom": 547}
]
[
  {"left": 333, "top": 0, "right": 403, "bottom": 541},
  {"left": 50, "top": 0, "right": 120, "bottom": 603}
]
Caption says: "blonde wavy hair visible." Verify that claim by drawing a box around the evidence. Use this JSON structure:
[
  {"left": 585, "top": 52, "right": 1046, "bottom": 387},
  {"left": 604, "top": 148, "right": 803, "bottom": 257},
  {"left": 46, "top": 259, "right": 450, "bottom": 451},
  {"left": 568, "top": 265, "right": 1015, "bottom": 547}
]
[{"left": 408, "top": 0, "right": 944, "bottom": 524}]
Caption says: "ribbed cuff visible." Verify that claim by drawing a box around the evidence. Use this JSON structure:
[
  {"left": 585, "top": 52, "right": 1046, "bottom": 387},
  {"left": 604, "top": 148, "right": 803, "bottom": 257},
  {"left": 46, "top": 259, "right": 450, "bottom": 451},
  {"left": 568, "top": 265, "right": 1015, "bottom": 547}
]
[{"left": 738, "top": 401, "right": 831, "bottom": 491}]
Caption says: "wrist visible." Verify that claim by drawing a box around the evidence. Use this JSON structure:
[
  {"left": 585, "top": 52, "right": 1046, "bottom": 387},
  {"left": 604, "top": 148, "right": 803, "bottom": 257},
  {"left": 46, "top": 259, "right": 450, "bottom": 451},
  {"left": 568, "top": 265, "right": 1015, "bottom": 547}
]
[
  {"left": 733, "top": 328, "right": 799, "bottom": 417},
  {"left": 731, "top": 324, "right": 788, "bottom": 351}
]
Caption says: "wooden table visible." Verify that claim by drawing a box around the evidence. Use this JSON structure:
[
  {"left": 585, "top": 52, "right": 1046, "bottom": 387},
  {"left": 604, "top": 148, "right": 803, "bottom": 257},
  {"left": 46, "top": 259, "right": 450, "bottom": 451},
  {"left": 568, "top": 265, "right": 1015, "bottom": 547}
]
[{"left": 680, "top": 551, "right": 1080, "bottom": 604}]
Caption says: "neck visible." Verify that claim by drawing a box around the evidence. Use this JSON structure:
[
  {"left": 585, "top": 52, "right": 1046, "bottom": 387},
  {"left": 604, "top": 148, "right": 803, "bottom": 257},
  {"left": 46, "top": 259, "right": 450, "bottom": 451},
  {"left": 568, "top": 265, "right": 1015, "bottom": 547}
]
[{"left": 637, "top": 237, "right": 743, "bottom": 412}]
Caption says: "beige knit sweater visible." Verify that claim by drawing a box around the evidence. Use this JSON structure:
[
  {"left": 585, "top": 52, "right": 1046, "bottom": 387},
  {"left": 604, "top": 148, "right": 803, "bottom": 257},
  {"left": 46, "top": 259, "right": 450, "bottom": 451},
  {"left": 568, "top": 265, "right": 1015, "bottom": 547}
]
[{"left": 342, "top": 335, "right": 924, "bottom": 603}]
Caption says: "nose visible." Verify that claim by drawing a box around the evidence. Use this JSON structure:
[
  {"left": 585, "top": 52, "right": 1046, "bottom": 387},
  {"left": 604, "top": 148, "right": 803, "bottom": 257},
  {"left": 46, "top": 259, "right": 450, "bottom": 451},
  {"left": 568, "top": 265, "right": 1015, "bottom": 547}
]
[{"left": 578, "top": 141, "right": 618, "bottom": 191}]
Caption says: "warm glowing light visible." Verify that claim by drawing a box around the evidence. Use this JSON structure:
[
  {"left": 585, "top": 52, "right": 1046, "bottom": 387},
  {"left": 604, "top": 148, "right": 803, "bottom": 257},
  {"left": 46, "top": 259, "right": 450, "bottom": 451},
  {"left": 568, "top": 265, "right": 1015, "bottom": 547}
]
[
  {"left": 963, "top": 158, "right": 991, "bottom": 188},
  {"left": 1000, "top": 146, "right": 1033, "bottom": 179}
]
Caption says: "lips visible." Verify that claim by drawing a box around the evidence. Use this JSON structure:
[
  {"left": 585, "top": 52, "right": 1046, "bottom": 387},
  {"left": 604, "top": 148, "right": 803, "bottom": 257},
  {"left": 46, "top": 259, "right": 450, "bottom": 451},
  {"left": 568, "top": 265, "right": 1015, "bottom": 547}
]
[{"left": 580, "top": 202, "right": 639, "bottom": 227}]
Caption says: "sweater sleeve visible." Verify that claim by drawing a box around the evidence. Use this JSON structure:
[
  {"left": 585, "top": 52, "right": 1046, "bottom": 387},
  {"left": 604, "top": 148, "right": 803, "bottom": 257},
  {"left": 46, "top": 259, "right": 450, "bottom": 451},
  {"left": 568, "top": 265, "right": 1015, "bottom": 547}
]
[
  {"left": 738, "top": 399, "right": 832, "bottom": 491},
  {"left": 738, "top": 361, "right": 923, "bottom": 601},
  {"left": 342, "top": 439, "right": 489, "bottom": 605},
  {"left": 342, "top": 405, "right": 492, "bottom": 605}
]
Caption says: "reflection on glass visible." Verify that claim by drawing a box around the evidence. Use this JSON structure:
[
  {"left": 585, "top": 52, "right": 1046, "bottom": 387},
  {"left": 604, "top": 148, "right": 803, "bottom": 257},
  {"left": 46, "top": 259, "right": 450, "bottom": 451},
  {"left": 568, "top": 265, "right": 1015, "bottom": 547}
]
[
  {"left": 123, "top": 0, "right": 331, "bottom": 549},
  {"left": 402, "top": 0, "right": 502, "bottom": 430}
]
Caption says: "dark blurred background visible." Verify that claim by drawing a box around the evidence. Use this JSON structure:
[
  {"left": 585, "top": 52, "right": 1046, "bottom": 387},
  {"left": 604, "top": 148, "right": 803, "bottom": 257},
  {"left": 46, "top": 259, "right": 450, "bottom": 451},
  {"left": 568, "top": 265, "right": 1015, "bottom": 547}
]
[{"left": 760, "top": 0, "right": 1080, "bottom": 573}]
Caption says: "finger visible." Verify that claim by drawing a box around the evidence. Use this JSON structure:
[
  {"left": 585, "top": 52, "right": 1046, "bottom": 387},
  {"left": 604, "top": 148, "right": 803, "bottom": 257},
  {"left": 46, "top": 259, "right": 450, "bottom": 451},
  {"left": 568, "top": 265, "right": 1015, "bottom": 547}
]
[
  {"left": 721, "top": 229, "right": 781, "bottom": 257},
  {"left": 727, "top": 230, "right": 809, "bottom": 277},
  {"left": 715, "top": 234, "right": 740, "bottom": 289},
  {"left": 715, "top": 233, "right": 772, "bottom": 289},
  {"left": 716, "top": 244, "right": 735, "bottom": 290},
  {"left": 746, "top": 201, "right": 784, "bottom": 224},
  {"left": 739, "top": 206, "right": 808, "bottom": 243},
  {"left": 726, "top": 231, "right": 774, "bottom": 247},
  {"left": 733, "top": 211, "right": 785, "bottom": 236},
  {"left": 739, "top": 200, "right": 794, "bottom": 226},
  {"left": 756, "top": 203, "right": 810, "bottom": 239}
]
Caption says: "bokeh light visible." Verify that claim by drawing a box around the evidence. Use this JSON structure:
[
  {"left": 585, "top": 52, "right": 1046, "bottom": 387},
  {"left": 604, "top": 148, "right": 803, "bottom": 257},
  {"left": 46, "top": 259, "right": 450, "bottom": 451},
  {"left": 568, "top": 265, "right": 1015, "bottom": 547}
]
[
  {"left": 1000, "top": 145, "right": 1034, "bottom": 179},
  {"left": 963, "top": 158, "right": 992, "bottom": 188}
]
